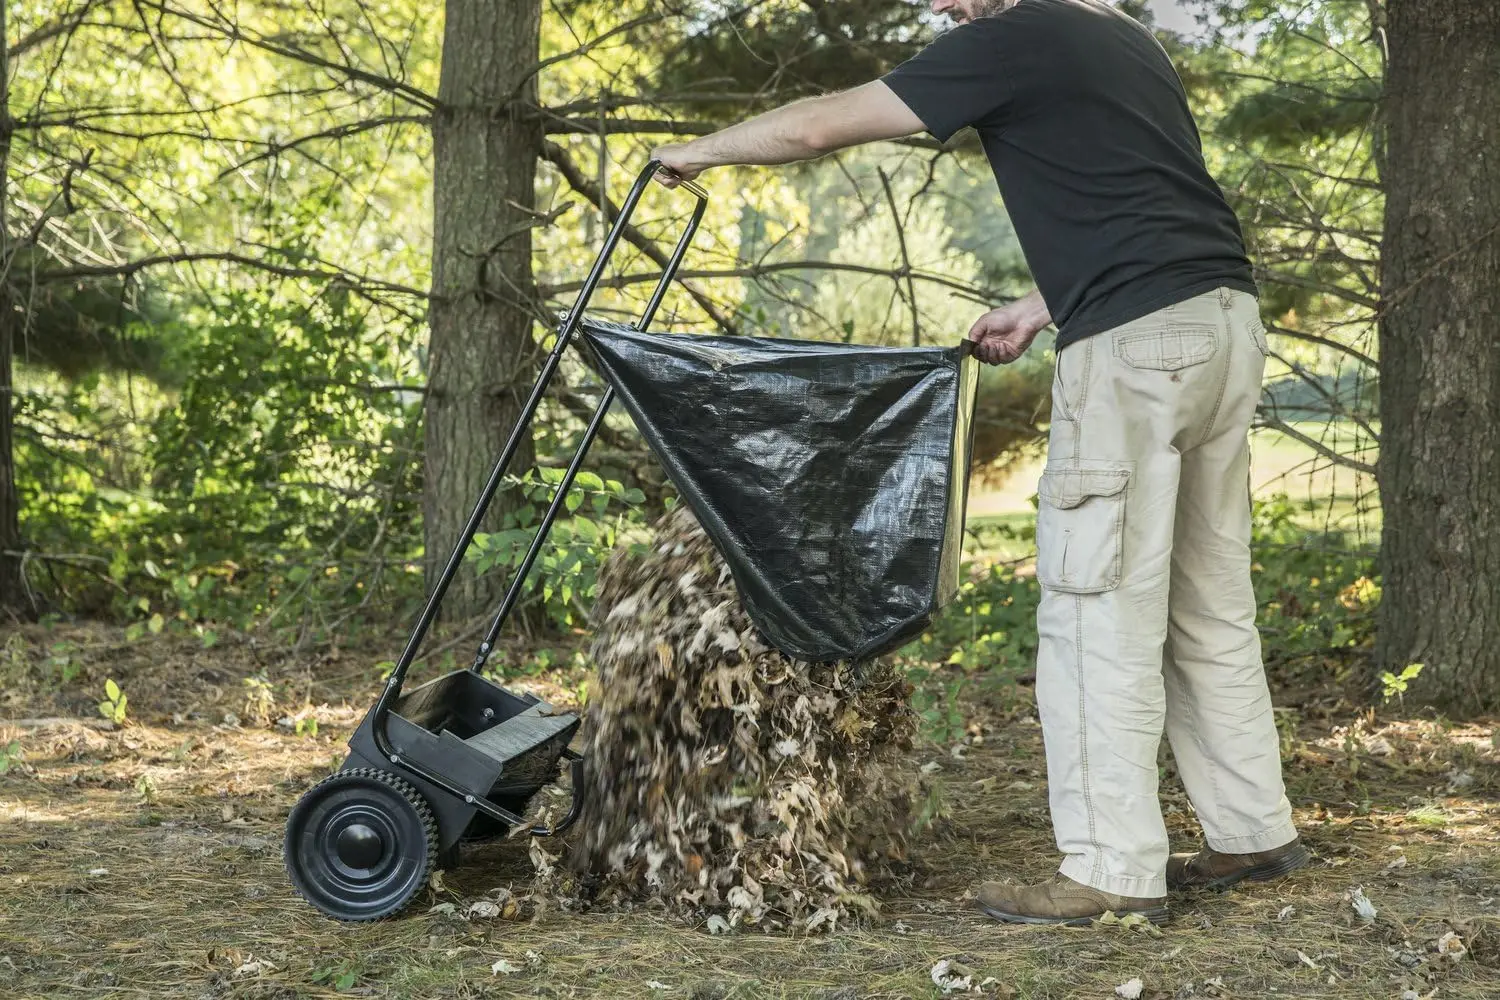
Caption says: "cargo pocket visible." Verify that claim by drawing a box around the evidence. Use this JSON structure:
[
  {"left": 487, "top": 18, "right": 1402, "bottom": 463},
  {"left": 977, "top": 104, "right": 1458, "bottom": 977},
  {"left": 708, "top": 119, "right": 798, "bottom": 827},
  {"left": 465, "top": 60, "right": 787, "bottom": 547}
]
[
  {"left": 1036, "top": 463, "right": 1130, "bottom": 594},
  {"left": 1114, "top": 328, "right": 1217, "bottom": 371}
]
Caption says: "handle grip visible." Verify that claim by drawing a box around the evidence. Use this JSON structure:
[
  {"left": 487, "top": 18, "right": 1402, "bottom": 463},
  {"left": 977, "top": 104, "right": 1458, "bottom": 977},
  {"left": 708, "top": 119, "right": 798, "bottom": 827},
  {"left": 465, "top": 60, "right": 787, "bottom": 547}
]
[{"left": 558, "top": 158, "right": 709, "bottom": 334}]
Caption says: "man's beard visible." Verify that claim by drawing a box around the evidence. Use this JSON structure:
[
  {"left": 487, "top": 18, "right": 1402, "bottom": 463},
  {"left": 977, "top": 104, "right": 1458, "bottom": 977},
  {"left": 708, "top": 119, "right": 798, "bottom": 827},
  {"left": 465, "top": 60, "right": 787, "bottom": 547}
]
[{"left": 973, "top": 0, "right": 1019, "bottom": 16}]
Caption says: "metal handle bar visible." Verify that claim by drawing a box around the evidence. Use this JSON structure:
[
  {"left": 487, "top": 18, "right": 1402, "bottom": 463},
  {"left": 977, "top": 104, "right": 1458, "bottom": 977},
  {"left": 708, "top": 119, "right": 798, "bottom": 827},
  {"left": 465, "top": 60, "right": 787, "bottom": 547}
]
[{"left": 366, "top": 160, "right": 707, "bottom": 830}]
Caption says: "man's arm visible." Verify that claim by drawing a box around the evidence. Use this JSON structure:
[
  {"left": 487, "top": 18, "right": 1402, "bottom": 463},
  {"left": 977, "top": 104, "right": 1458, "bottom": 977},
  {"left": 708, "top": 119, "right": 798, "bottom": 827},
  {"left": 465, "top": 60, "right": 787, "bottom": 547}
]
[{"left": 653, "top": 81, "right": 924, "bottom": 184}]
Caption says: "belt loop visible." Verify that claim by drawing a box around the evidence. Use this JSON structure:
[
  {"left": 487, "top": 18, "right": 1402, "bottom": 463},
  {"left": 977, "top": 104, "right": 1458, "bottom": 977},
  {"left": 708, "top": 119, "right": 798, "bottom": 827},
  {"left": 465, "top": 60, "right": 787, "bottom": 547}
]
[{"left": 1217, "top": 287, "right": 1233, "bottom": 308}]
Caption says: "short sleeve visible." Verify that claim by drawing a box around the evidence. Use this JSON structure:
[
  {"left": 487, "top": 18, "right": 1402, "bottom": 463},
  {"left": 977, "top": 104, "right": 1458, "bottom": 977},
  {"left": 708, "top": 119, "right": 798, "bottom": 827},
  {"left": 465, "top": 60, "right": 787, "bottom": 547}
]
[{"left": 881, "top": 21, "right": 1015, "bottom": 143}]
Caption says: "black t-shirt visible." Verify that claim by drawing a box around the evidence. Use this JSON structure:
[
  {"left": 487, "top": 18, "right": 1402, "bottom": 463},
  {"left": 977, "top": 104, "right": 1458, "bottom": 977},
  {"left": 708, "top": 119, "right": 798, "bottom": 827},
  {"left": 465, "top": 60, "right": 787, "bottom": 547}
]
[{"left": 882, "top": 0, "right": 1257, "bottom": 349}]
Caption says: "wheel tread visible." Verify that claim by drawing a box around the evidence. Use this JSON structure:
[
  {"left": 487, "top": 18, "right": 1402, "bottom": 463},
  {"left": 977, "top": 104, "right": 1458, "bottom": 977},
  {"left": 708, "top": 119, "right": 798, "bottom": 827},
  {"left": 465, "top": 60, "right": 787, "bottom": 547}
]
[{"left": 283, "top": 766, "right": 439, "bottom": 922}]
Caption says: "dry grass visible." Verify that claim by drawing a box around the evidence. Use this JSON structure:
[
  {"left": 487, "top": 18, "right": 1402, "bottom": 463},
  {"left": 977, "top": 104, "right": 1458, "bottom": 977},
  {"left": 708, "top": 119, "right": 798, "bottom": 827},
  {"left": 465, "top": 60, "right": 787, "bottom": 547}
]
[{"left": 2, "top": 623, "right": 1498, "bottom": 999}]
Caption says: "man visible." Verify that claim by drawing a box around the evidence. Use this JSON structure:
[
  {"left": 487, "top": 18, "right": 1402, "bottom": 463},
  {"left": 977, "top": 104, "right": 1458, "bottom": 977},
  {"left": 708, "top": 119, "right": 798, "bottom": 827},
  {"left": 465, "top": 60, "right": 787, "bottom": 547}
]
[{"left": 653, "top": 0, "right": 1307, "bottom": 925}]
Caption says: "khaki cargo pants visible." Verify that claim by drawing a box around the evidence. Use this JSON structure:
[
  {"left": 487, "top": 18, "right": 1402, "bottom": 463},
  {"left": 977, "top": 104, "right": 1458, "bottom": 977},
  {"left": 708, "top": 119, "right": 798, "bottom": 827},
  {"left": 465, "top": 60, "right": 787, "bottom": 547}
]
[{"left": 1036, "top": 285, "right": 1297, "bottom": 897}]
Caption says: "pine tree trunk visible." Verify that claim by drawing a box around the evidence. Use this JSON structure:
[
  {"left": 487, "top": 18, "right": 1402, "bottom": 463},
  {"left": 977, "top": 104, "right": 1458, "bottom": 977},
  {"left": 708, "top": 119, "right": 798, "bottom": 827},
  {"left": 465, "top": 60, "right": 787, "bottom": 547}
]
[
  {"left": 424, "top": 0, "right": 543, "bottom": 619},
  {"left": 0, "top": 1, "right": 25, "bottom": 616},
  {"left": 1376, "top": 0, "right": 1500, "bottom": 714}
]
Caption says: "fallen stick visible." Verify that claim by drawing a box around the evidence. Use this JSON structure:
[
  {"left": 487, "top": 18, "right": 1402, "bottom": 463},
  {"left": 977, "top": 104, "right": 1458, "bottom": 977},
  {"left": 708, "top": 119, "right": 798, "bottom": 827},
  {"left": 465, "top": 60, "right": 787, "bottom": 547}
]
[{"left": 0, "top": 717, "right": 115, "bottom": 732}]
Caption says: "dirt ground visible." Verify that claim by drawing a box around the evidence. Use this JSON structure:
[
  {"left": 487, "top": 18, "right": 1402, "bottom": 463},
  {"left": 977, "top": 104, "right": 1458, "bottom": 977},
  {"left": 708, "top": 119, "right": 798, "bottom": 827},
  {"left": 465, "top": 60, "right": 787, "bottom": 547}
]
[{"left": 2, "top": 623, "right": 1498, "bottom": 999}]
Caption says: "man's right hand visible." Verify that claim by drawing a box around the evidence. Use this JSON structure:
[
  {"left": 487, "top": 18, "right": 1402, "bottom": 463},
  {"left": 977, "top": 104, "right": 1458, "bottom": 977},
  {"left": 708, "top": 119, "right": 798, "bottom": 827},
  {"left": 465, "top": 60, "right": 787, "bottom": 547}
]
[{"left": 966, "top": 291, "right": 1051, "bottom": 365}]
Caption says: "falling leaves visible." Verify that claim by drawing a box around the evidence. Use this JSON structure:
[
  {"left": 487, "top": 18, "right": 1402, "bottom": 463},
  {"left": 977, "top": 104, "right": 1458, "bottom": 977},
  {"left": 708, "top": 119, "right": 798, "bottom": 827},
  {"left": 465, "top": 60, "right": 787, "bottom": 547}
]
[
  {"left": 1348, "top": 886, "right": 1378, "bottom": 922},
  {"left": 930, "top": 959, "right": 975, "bottom": 994},
  {"left": 568, "top": 506, "right": 920, "bottom": 931},
  {"left": 1096, "top": 910, "right": 1163, "bottom": 938},
  {"left": 234, "top": 955, "right": 275, "bottom": 977},
  {"left": 1434, "top": 930, "right": 1466, "bottom": 961},
  {"left": 491, "top": 958, "right": 520, "bottom": 975}
]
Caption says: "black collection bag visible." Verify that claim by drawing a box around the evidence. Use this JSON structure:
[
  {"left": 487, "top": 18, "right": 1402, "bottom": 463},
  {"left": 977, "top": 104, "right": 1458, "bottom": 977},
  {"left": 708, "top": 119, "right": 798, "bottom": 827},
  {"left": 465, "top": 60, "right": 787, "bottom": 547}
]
[{"left": 581, "top": 317, "right": 979, "bottom": 663}]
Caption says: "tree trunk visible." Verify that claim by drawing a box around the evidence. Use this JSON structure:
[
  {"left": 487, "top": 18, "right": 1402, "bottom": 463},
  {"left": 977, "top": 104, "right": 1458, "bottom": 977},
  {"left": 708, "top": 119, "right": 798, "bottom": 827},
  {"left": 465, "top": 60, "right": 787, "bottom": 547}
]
[
  {"left": 0, "top": 0, "right": 25, "bottom": 616},
  {"left": 424, "top": 0, "right": 544, "bottom": 619},
  {"left": 1376, "top": 0, "right": 1500, "bottom": 714}
]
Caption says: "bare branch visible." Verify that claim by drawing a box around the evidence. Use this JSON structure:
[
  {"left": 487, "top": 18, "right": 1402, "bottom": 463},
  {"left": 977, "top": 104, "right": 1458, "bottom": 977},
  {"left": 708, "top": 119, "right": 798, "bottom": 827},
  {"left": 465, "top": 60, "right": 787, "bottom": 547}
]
[
  {"left": 1254, "top": 268, "right": 1379, "bottom": 311},
  {"left": 518, "top": 11, "right": 668, "bottom": 88},
  {"left": 215, "top": 114, "right": 430, "bottom": 178},
  {"left": 8, "top": 2, "right": 103, "bottom": 59},
  {"left": 876, "top": 167, "right": 920, "bottom": 346},
  {"left": 31, "top": 251, "right": 429, "bottom": 300},
  {"left": 1253, "top": 414, "right": 1377, "bottom": 477},
  {"left": 539, "top": 260, "right": 1000, "bottom": 306},
  {"left": 1267, "top": 322, "right": 1377, "bottom": 370},
  {"left": 543, "top": 117, "right": 722, "bottom": 137},
  {"left": 135, "top": 0, "right": 437, "bottom": 109},
  {"left": 542, "top": 140, "right": 740, "bottom": 335}
]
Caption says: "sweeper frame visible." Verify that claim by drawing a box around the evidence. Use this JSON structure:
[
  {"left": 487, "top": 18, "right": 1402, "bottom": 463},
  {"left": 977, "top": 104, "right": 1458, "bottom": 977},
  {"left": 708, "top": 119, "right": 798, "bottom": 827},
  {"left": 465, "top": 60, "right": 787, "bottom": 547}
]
[{"left": 282, "top": 160, "right": 708, "bottom": 921}]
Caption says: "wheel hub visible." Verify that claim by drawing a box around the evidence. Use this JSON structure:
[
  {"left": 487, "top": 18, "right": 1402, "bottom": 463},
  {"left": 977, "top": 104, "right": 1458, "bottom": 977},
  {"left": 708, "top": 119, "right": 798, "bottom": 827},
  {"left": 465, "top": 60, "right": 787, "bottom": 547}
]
[
  {"left": 283, "top": 768, "right": 437, "bottom": 921},
  {"left": 335, "top": 822, "right": 384, "bottom": 869}
]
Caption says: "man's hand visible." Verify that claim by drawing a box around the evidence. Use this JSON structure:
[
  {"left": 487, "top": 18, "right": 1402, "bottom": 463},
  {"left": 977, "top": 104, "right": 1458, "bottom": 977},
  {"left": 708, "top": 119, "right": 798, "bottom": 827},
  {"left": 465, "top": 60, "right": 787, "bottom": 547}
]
[
  {"left": 652, "top": 143, "right": 703, "bottom": 187},
  {"left": 967, "top": 290, "right": 1051, "bottom": 365}
]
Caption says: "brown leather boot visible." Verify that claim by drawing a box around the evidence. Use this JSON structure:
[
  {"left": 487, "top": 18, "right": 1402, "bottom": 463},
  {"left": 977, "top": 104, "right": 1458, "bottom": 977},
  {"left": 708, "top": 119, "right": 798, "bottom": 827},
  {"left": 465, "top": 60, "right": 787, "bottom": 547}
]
[
  {"left": 1166, "top": 836, "right": 1311, "bottom": 892},
  {"left": 977, "top": 874, "right": 1169, "bottom": 926}
]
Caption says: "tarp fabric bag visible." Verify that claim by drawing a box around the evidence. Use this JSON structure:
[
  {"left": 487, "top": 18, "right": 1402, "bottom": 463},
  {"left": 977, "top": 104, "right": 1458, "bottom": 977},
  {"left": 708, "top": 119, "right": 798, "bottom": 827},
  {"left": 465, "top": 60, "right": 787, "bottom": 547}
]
[{"left": 579, "top": 317, "right": 979, "bottom": 663}]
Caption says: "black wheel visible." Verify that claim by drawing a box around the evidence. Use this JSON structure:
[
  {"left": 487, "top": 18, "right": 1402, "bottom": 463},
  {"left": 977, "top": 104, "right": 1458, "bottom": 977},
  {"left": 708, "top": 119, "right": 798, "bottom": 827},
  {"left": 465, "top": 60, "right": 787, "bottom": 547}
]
[{"left": 283, "top": 768, "right": 438, "bottom": 921}]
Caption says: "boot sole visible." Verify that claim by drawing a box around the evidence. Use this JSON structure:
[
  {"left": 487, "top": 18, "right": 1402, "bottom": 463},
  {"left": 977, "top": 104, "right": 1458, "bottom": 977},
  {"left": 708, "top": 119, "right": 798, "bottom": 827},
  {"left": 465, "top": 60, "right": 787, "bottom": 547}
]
[
  {"left": 979, "top": 903, "right": 1171, "bottom": 927},
  {"left": 1169, "top": 843, "right": 1311, "bottom": 893}
]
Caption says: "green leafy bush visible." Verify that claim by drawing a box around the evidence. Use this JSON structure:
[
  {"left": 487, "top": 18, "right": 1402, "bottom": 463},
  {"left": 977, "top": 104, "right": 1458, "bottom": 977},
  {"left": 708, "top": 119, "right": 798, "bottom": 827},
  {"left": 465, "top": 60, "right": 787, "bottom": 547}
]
[{"left": 467, "top": 467, "right": 648, "bottom": 630}]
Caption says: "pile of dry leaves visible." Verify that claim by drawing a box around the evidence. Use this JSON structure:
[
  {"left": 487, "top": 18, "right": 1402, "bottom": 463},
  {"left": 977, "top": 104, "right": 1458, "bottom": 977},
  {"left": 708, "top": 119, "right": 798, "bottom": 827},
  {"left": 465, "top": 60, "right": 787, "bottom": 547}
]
[{"left": 556, "top": 505, "right": 923, "bottom": 933}]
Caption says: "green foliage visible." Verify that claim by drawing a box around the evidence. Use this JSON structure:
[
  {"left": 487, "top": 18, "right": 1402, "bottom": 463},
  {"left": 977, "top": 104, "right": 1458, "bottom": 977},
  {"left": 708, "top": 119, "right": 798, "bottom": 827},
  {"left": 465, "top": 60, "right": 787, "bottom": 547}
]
[
  {"left": 1381, "top": 663, "right": 1425, "bottom": 703},
  {"left": 310, "top": 962, "right": 362, "bottom": 992},
  {"left": 1220, "top": 78, "right": 1381, "bottom": 149},
  {"left": 19, "top": 283, "right": 427, "bottom": 628},
  {"left": 243, "top": 677, "right": 277, "bottom": 727},
  {"left": 1250, "top": 496, "right": 1379, "bottom": 667},
  {"left": 650, "top": 0, "right": 924, "bottom": 111},
  {"left": 99, "top": 679, "right": 129, "bottom": 725},
  {"left": 904, "top": 495, "right": 1377, "bottom": 733},
  {"left": 906, "top": 669, "right": 968, "bottom": 745},
  {"left": 0, "top": 741, "right": 22, "bottom": 774},
  {"left": 468, "top": 467, "right": 647, "bottom": 631},
  {"left": 44, "top": 641, "right": 82, "bottom": 685},
  {"left": 904, "top": 564, "right": 1042, "bottom": 678}
]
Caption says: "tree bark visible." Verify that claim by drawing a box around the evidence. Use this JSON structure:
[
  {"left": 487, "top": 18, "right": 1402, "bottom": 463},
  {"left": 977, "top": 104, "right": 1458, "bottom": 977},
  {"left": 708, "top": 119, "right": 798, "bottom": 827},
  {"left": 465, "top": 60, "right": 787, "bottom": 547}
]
[
  {"left": 0, "top": 0, "right": 25, "bottom": 615},
  {"left": 1377, "top": 0, "right": 1500, "bottom": 714},
  {"left": 424, "top": 0, "right": 544, "bottom": 619}
]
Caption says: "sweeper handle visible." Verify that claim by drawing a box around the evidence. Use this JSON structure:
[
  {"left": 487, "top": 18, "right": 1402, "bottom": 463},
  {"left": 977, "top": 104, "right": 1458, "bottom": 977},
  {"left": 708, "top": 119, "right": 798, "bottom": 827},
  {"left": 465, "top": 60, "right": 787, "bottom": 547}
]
[{"left": 363, "top": 160, "right": 707, "bottom": 833}]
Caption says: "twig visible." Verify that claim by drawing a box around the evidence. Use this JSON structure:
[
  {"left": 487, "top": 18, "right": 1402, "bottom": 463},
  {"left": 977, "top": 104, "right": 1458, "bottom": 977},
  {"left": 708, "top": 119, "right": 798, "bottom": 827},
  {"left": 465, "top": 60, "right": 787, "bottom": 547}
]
[
  {"left": 877, "top": 167, "right": 921, "bottom": 346},
  {"left": 542, "top": 140, "right": 740, "bottom": 335},
  {"left": 1267, "top": 322, "right": 1377, "bottom": 370},
  {"left": 32, "top": 251, "right": 429, "bottom": 300},
  {"left": 215, "top": 114, "right": 430, "bottom": 179},
  {"left": 136, "top": 0, "right": 437, "bottom": 109},
  {"left": 539, "top": 260, "right": 998, "bottom": 305},
  {"left": 1253, "top": 415, "right": 1377, "bottom": 477},
  {"left": 0, "top": 717, "right": 115, "bottom": 731}
]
